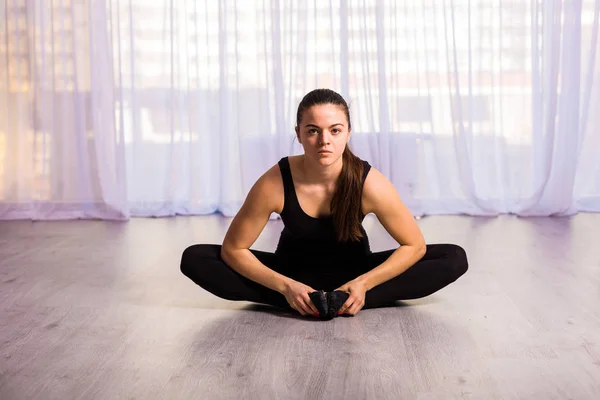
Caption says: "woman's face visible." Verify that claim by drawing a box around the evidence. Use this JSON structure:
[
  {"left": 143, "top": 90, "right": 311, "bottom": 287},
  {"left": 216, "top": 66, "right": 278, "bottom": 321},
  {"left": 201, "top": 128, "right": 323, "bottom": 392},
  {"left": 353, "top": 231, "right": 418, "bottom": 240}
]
[{"left": 295, "top": 104, "right": 351, "bottom": 166}]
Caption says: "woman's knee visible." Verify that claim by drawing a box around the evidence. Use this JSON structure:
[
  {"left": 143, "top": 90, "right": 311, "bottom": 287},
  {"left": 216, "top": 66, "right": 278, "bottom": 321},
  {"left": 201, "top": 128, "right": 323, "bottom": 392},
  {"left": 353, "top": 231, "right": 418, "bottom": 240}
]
[
  {"left": 180, "top": 244, "right": 221, "bottom": 277},
  {"left": 446, "top": 244, "right": 468, "bottom": 279}
]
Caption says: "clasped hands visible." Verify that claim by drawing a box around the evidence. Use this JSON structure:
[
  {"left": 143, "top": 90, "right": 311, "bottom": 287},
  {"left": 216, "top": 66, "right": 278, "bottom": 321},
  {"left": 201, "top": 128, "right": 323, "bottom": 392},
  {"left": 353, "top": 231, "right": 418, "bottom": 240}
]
[{"left": 281, "top": 278, "right": 368, "bottom": 320}]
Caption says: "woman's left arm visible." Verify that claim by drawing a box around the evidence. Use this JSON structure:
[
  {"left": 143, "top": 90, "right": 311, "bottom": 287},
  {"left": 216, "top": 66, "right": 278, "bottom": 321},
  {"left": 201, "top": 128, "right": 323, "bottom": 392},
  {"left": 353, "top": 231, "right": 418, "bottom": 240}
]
[
  {"left": 337, "top": 168, "right": 427, "bottom": 316},
  {"left": 337, "top": 168, "right": 427, "bottom": 315},
  {"left": 355, "top": 167, "right": 426, "bottom": 291}
]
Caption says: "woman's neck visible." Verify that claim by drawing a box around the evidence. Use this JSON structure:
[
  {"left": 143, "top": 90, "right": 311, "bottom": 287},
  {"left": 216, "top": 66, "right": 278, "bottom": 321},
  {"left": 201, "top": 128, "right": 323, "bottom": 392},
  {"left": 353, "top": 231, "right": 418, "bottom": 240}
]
[{"left": 300, "top": 154, "right": 343, "bottom": 186}]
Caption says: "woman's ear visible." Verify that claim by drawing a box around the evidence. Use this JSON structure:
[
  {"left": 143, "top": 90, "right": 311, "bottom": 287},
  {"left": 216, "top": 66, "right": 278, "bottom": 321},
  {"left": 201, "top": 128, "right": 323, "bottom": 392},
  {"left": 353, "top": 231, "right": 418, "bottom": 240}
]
[{"left": 295, "top": 126, "right": 301, "bottom": 144}]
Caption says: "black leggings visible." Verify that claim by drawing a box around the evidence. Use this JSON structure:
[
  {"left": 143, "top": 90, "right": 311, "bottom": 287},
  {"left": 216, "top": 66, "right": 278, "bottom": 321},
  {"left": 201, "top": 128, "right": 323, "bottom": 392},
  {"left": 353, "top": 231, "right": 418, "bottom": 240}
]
[{"left": 180, "top": 243, "right": 468, "bottom": 311}]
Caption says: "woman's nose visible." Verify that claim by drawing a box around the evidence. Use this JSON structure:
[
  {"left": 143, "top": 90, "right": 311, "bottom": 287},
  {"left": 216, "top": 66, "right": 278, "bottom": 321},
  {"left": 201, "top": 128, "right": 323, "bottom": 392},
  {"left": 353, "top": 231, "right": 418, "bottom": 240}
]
[{"left": 319, "top": 132, "right": 331, "bottom": 144}]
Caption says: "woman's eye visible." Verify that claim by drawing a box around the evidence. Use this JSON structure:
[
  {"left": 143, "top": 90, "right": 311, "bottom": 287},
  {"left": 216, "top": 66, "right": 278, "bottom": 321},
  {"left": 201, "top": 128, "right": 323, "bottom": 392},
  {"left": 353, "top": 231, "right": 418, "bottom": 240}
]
[
  {"left": 332, "top": 129, "right": 340, "bottom": 134},
  {"left": 308, "top": 129, "right": 318, "bottom": 134}
]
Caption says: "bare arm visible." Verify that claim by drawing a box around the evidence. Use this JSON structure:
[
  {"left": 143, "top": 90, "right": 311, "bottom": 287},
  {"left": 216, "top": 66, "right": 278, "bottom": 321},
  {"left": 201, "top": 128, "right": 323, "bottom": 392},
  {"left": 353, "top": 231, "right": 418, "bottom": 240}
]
[
  {"left": 220, "top": 166, "right": 292, "bottom": 294},
  {"left": 356, "top": 168, "right": 427, "bottom": 291}
]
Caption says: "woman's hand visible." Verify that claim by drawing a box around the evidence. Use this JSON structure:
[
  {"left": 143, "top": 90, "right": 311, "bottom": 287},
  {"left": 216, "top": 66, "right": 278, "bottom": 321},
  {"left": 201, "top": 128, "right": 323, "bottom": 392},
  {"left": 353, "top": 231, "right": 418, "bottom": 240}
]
[
  {"left": 336, "top": 279, "right": 368, "bottom": 316},
  {"left": 281, "top": 280, "right": 320, "bottom": 317}
]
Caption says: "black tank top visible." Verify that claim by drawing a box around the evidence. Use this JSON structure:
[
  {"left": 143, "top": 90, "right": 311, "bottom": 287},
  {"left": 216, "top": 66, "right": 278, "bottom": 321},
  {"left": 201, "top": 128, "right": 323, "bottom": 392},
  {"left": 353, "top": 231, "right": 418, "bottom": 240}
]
[{"left": 274, "top": 156, "right": 372, "bottom": 266}]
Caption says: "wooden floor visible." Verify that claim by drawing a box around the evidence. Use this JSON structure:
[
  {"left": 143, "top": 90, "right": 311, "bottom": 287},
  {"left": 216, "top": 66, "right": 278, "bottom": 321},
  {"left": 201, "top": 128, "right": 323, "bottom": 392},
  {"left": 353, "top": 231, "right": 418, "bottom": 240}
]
[{"left": 1, "top": 213, "right": 599, "bottom": 399}]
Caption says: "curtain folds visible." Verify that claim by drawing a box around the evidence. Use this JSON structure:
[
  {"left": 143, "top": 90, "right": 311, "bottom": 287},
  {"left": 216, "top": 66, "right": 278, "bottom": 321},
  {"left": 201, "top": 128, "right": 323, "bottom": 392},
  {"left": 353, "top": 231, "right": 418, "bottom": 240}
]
[{"left": 1, "top": 0, "right": 599, "bottom": 220}]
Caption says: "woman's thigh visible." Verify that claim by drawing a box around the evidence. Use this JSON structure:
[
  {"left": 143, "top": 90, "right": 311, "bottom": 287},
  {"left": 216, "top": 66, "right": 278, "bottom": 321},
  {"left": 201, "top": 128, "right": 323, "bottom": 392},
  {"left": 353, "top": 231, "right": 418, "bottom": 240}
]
[
  {"left": 180, "top": 244, "right": 291, "bottom": 308},
  {"left": 361, "top": 244, "right": 465, "bottom": 270},
  {"left": 182, "top": 243, "right": 289, "bottom": 272},
  {"left": 359, "top": 244, "right": 468, "bottom": 305}
]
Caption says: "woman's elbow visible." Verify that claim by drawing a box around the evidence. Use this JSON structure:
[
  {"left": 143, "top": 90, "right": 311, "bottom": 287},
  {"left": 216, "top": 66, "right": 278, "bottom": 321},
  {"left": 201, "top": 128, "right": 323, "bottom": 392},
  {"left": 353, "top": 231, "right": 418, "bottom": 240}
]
[
  {"left": 220, "top": 243, "right": 233, "bottom": 263},
  {"left": 415, "top": 240, "right": 427, "bottom": 259},
  {"left": 400, "top": 241, "right": 426, "bottom": 259},
  {"left": 220, "top": 242, "right": 246, "bottom": 265}
]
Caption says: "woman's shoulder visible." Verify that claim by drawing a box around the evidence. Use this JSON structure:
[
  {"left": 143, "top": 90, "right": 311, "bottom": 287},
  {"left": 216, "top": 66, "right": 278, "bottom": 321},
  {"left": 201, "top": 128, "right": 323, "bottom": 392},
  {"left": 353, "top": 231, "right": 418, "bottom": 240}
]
[
  {"left": 251, "top": 161, "right": 285, "bottom": 214},
  {"left": 262, "top": 160, "right": 286, "bottom": 184},
  {"left": 363, "top": 163, "right": 391, "bottom": 191},
  {"left": 361, "top": 165, "right": 395, "bottom": 214}
]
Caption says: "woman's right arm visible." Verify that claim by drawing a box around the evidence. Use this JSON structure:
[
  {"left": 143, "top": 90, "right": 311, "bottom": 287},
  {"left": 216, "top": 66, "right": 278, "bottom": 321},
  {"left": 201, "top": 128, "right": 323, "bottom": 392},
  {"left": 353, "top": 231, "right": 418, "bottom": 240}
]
[
  {"left": 220, "top": 166, "right": 319, "bottom": 316},
  {"left": 220, "top": 166, "right": 292, "bottom": 294}
]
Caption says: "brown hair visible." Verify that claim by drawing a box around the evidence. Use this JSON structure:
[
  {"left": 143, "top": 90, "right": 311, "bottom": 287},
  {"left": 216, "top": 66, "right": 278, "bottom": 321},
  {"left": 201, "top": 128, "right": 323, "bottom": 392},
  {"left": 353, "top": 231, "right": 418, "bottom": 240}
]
[{"left": 296, "top": 89, "right": 365, "bottom": 242}]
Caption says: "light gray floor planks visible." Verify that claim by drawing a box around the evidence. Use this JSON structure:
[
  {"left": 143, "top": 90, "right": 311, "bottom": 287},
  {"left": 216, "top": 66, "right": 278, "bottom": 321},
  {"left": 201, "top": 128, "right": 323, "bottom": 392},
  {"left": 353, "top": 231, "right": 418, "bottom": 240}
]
[{"left": 1, "top": 213, "right": 599, "bottom": 399}]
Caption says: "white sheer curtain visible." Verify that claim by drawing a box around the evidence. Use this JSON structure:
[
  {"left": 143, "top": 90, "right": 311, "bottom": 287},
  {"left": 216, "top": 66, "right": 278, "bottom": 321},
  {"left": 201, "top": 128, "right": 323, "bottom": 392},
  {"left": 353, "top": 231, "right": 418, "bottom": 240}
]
[{"left": 1, "top": 0, "right": 599, "bottom": 220}]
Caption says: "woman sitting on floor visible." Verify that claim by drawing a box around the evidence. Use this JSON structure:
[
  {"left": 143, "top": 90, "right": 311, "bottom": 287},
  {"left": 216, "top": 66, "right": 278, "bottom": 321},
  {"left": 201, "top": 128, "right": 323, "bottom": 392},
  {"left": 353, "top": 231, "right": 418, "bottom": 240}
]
[{"left": 180, "top": 88, "right": 468, "bottom": 320}]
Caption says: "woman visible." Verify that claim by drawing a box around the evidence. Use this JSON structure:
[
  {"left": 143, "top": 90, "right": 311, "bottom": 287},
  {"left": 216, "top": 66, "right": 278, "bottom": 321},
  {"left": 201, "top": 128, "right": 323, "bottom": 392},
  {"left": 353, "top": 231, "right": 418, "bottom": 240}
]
[{"left": 181, "top": 88, "right": 468, "bottom": 319}]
